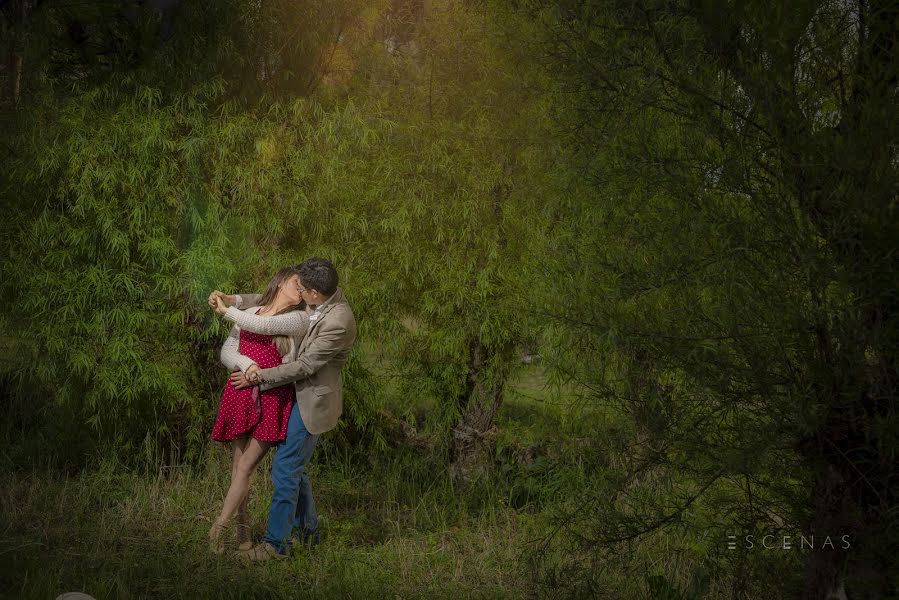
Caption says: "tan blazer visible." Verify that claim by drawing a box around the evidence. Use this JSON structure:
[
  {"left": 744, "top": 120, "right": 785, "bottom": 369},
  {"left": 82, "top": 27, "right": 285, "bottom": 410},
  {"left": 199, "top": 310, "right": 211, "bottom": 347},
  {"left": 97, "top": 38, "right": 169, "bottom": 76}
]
[{"left": 228, "top": 288, "right": 357, "bottom": 434}]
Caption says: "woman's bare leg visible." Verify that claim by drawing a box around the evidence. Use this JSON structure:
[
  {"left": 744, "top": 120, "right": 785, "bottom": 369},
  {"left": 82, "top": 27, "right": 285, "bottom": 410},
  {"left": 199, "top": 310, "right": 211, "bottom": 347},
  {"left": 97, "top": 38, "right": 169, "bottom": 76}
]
[
  {"left": 230, "top": 435, "right": 249, "bottom": 484},
  {"left": 231, "top": 436, "right": 254, "bottom": 549},
  {"left": 213, "top": 438, "right": 272, "bottom": 539},
  {"left": 209, "top": 435, "right": 249, "bottom": 551},
  {"left": 235, "top": 483, "right": 252, "bottom": 550}
]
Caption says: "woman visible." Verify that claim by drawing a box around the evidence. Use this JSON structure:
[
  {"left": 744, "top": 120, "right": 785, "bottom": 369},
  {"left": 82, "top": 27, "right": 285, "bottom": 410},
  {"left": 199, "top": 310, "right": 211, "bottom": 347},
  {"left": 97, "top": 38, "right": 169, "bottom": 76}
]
[{"left": 207, "top": 266, "right": 306, "bottom": 553}]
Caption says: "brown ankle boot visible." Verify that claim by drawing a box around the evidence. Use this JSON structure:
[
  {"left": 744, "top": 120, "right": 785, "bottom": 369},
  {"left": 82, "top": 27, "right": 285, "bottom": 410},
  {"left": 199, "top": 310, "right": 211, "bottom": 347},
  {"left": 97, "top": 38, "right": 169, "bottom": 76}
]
[{"left": 235, "top": 512, "right": 252, "bottom": 551}]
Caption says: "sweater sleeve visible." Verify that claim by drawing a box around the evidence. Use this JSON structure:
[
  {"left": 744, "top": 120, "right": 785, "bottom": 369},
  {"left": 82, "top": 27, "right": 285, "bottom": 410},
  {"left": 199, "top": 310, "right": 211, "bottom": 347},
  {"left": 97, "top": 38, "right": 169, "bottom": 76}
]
[
  {"left": 234, "top": 294, "right": 263, "bottom": 309},
  {"left": 224, "top": 306, "right": 310, "bottom": 337},
  {"left": 219, "top": 323, "right": 259, "bottom": 373}
]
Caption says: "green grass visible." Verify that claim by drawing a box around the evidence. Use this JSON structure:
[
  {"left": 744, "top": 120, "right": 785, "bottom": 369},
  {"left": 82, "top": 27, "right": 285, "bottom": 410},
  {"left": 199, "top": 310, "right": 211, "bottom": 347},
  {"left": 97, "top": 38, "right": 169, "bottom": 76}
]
[
  {"left": 0, "top": 366, "right": 565, "bottom": 599},
  {"left": 0, "top": 366, "right": 785, "bottom": 599},
  {"left": 0, "top": 449, "right": 540, "bottom": 599}
]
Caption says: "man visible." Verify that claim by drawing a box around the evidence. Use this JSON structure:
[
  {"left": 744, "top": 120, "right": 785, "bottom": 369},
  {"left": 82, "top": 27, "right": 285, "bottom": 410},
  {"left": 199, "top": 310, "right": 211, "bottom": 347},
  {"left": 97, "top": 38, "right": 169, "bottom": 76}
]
[{"left": 208, "top": 257, "right": 356, "bottom": 560}]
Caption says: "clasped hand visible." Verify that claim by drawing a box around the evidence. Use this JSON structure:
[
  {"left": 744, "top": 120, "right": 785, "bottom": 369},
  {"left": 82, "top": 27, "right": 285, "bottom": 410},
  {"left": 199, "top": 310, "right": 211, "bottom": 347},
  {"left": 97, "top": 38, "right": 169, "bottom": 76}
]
[
  {"left": 207, "top": 290, "right": 234, "bottom": 316},
  {"left": 230, "top": 365, "right": 261, "bottom": 389}
]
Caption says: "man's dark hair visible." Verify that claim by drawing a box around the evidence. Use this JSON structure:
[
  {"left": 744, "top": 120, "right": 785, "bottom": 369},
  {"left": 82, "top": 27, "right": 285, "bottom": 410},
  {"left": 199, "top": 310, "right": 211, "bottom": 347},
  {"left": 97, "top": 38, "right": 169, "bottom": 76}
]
[{"left": 297, "top": 257, "right": 339, "bottom": 296}]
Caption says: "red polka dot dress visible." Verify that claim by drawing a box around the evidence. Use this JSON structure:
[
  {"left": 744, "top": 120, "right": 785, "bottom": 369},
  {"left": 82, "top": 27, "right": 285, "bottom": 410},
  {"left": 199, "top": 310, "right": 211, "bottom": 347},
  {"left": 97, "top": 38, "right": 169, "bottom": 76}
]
[{"left": 211, "top": 323, "right": 294, "bottom": 444}]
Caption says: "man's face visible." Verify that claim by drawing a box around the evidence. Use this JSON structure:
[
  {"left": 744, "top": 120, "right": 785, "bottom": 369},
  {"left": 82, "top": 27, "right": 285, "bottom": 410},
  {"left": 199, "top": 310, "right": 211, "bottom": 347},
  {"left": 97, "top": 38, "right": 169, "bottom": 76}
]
[{"left": 296, "top": 278, "right": 323, "bottom": 307}]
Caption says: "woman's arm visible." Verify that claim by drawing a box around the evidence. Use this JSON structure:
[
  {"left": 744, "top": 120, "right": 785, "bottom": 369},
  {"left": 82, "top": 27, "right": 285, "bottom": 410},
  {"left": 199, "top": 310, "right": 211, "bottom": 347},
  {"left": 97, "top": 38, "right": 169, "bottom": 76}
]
[
  {"left": 219, "top": 323, "right": 259, "bottom": 372},
  {"left": 235, "top": 294, "right": 263, "bottom": 309},
  {"left": 208, "top": 291, "right": 262, "bottom": 311},
  {"left": 224, "top": 306, "right": 310, "bottom": 337}
]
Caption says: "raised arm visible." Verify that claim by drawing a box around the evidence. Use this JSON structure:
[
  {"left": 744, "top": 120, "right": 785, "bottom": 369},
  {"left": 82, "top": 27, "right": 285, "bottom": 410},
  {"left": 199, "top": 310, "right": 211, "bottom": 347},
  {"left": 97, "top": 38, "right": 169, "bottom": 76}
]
[
  {"left": 224, "top": 306, "right": 311, "bottom": 337},
  {"left": 219, "top": 323, "right": 258, "bottom": 373},
  {"left": 234, "top": 294, "right": 263, "bottom": 309}
]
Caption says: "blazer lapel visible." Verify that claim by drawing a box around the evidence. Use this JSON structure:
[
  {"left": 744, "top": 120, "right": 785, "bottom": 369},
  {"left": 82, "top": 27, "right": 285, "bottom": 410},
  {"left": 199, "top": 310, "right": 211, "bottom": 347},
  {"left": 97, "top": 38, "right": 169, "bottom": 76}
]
[{"left": 298, "top": 288, "right": 344, "bottom": 353}]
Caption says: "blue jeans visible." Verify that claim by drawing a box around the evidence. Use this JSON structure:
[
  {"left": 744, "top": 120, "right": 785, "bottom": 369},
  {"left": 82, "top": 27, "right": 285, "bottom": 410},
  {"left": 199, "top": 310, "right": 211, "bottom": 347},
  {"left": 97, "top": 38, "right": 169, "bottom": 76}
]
[{"left": 263, "top": 401, "right": 319, "bottom": 553}]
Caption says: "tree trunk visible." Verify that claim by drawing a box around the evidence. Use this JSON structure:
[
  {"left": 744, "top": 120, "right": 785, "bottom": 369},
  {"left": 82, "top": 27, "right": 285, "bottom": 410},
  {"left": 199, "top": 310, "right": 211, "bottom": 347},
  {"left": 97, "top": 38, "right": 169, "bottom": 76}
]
[
  {"left": 449, "top": 337, "right": 507, "bottom": 483},
  {"left": 798, "top": 301, "right": 897, "bottom": 599},
  {"left": 9, "top": 0, "right": 32, "bottom": 107}
]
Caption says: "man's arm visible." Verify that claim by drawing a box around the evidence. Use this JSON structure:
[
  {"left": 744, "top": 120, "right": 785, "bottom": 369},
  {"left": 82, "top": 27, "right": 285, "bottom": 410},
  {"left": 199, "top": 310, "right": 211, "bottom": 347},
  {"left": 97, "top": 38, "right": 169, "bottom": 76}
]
[
  {"left": 224, "top": 306, "right": 310, "bottom": 337},
  {"left": 257, "top": 318, "right": 354, "bottom": 389},
  {"left": 219, "top": 323, "right": 258, "bottom": 373}
]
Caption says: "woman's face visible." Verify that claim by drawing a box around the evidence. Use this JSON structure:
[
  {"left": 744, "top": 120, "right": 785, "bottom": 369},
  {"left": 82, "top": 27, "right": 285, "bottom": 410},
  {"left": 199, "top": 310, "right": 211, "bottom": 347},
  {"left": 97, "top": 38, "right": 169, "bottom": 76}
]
[{"left": 280, "top": 274, "right": 303, "bottom": 305}]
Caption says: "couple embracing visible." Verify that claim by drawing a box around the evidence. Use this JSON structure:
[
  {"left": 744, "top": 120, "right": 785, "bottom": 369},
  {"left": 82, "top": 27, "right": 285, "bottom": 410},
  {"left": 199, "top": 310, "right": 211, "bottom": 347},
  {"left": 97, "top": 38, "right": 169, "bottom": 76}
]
[{"left": 205, "top": 257, "right": 356, "bottom": 561}]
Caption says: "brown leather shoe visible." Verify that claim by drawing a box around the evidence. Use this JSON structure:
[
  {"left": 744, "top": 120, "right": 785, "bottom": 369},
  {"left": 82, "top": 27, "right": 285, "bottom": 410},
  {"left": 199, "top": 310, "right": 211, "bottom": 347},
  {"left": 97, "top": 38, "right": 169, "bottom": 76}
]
[{"left": 238, "top": 542, "right": 286, "bottom": 562}]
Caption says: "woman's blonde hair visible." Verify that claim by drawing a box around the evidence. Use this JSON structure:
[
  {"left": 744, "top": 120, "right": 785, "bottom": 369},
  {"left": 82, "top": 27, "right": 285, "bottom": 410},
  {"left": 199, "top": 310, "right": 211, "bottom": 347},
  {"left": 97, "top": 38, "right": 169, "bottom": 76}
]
[{"left": 257, "top": 266, "right": 304, "bottom": 356}]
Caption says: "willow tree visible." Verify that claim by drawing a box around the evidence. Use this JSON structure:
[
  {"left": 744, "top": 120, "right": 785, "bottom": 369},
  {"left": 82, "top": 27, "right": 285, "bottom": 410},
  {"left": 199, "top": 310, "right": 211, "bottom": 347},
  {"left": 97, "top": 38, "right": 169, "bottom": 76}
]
[
  {"left": 1, "top": 0, "right": 556, "bottom": 477},
  {"left": 529, "top": 0, "right": 898, "bottom": 597},
  {"left": 0, "top": 0, "right": 382, "bottom": 463},
  {"left": 190, "top": 1, "right": 557, "bottom": 479},
  {"left": 355, "top": 1, "right": 556, "bottom": 479}
]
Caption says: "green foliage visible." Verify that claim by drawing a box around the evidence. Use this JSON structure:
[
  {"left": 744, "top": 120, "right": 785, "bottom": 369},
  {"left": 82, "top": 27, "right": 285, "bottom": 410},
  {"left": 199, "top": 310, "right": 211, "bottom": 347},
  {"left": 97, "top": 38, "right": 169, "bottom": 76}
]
[
  {"left": 5, "top": 0, "right": 891, "bottom": 597},
  {"left": 0, "top": 1, "right": 555, "bottom": 466},
  {"left": 527, "top": 0, "right": 898, "bottom": 596}
]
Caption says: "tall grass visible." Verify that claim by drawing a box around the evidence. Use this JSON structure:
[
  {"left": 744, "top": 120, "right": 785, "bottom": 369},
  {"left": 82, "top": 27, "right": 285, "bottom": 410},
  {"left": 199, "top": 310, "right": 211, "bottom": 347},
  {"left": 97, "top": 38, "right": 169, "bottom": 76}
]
[
  {"left": 0, "top": 446, "right": 537, "bottom": 599},
  {"left": 0, "top": 366, "right": 787, "bottom": 598}
]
